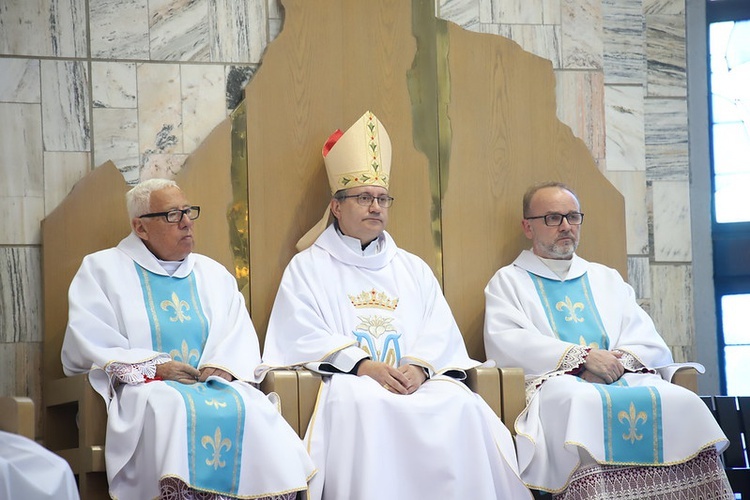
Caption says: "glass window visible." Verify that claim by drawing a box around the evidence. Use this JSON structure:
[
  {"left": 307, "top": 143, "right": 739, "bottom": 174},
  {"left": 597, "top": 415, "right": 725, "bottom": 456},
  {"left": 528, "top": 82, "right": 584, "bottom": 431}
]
[
  {"left": 721, "top": 294, "right": 750, "bottom": 395},
  {"left": 710, "top": 20, "right": 750, "bottom": 223}
]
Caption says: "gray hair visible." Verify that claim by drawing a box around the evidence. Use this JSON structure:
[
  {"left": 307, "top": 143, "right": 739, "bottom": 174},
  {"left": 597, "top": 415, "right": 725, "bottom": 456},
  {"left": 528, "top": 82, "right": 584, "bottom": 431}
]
[
  {"left": 126, "top": 178, "right": 178, "bottom": 219},
  {"left": 522, "top": 181, "right": 578, "bottom": 217}
]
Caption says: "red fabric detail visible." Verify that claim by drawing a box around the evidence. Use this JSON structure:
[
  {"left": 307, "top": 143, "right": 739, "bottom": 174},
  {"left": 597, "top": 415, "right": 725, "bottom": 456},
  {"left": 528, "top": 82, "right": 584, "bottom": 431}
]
[{"left": 322, "top": 129, "right": 344, "bottom": 157}]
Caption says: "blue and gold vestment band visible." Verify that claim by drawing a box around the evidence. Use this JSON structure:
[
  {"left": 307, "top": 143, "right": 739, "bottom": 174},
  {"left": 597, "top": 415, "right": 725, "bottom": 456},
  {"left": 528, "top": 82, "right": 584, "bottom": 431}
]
[
  {"left": 135, "top": 265, "right": 245, "bottom": 494},
  {"left": 528, "top": 272, "right": 609, "bottom": 349},
  {"left": 529, "top": 270, "right": 665, "bottom": 464}
]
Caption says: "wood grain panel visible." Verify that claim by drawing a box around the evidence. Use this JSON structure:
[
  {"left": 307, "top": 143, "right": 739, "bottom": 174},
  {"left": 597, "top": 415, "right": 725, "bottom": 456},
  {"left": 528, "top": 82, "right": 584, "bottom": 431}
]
[
  {"left": 440, "top": 24, "right": 626, "bottom": 361},
  {"left": 42, "top": 162, "right": 130, "bottom": 381},
  {"left": 243, "top": 0, "right": 437, "bottom": 344}
]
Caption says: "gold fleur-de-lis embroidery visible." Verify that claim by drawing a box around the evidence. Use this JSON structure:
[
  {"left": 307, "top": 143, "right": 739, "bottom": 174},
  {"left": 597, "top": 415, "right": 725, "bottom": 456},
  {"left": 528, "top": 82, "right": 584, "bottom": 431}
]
[
  {"left": 556, "top": 296, "right": 584, "bottom": 323},
  {"left": 170, "top": 340, "right": 200, "bottom": 364},
  {"left": 618, "top": 402, "right": 648, "bottom": 444},
  {"left": 161, "top": 292, "right": 191, "bottom": 322},
  {"left": 205, "top": 399, "right": 227, "bottom": 410},
  {"left": 201, "top": 427, "right": 232, "bottom": 470},
  {"left": 578, "top": 336, "right": 599, "bottom": 349}
]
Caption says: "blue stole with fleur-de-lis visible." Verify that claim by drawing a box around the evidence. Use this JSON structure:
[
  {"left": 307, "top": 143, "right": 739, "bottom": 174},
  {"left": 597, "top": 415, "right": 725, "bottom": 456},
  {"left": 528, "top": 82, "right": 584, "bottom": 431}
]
[
  {"left": 591, "top": 380, "right": 664, "bottom": 464},
  {"left": 529, "top": 271, "right": 664, "bottom": 463},
  {"left": 528, "top": 272, "right": 609, "bottom": 349},
  {"left": 135, "top": 264, "right": 245, "bottom": 494}
]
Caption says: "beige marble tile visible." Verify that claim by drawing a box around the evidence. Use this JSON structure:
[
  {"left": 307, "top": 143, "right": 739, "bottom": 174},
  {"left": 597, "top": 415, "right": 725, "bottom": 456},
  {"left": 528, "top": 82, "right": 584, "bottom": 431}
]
[
  {"left": 602, "top": 0, "right": 645, "bottom": 85},
  {"left": 0, "top": 59, "right": 40, "bottom": 103},
  {"left": 607, "top": 171, "right": 649, "bottom": 255},
  {"left": 90, "top": 0, "right": 149, "bottom": 59},
  {"left": 0, "top": 103, "right": 43, "bottom": 198},
  {"left": 643, "top": 0, "right": 684, "bottom": 15},
  {"left": 181, "top": 65, "right": 227, "bottom": 153},
  {"left": 652, "top": 180, "right": 691, "bottom": 262},
  {"left": 481, "top": 0, "right": 547, "bottom": 24},
  {"left": 650, "top": 263, "right": 693, "bottom": 350},
  {"left": 137, "top": 63, "right": 183, "bottom": 155},
  {"left": 627, "top": 256, "right": 651, "bottom": 300},
  {"left": 561, "top": 0, "right": 603, "bottom": 70},
  {"left": 0, "top": 197, "right": 44, "bottom": 245},
  {"left": 268, "top": 0, "right": 282, "bottom": 20},
  {"left": 0, "top": 247, "right": 42, "bottom": 343},
  {"left": 646, "top": 14, "right": 686, "bottom": 97},
  {"left": 0, "top": 0, "right": 87, "bottom": 57},
  {"left": 482, "top": 24, "right": 561, "bottom": 68},
  {"left": 141, "top": 153, "right": 188, "bottom": 181},
  {"left": 605, "top": 84, "right": 645, "bottom": 171},
  {"left": 440, "top": 0, "right": 481, "bottom": 28},
  {"left": 644, "top": 97, "right": 688, "bottom": 180},
  {"left": 555, "top": 70, "right": 604, "bottom": 159},
  {"left": 41, "top": 60, "right": 90, "bottom": 152},
  {"left": 210, "top": 0, "right": 268, "bottom": 63},
  {"left": 93, "top": 108, "right": 139, "bottom": 173},
  {"left": 226, "top": 65, "right": 258, "bottom": 110},
  {"left": 43, "top": 152, "right": 91, "bottom": 215},
  {"left": 149, "top": 0, "right": 210, "bottom": 62},
  {"left": 92, "top": 62, "right": 137, "bottom": 109},
  {"left": 0, "top": 342, "right": 44, "bottom": 430}
]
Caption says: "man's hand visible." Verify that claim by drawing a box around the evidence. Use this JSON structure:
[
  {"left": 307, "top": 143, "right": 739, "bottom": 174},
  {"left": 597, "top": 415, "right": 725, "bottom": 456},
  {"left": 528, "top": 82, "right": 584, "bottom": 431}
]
[
  {"left": 578, "top": 368, "right": 609, "bottom": 384},
  {"left": 199, "top": 367, "right": 234, "bottom": 382},
  {"left": 583, "top": 348, "right": 624, "bottom": 384},
  {"left": 398, "top": 364, "right": 427, "bottom": 394},
  {"left": 155, "top": 360, "right": 201, "bottom": 384},
  {"left": 356, "top": 360, "right": 411, "bottom": 395}
]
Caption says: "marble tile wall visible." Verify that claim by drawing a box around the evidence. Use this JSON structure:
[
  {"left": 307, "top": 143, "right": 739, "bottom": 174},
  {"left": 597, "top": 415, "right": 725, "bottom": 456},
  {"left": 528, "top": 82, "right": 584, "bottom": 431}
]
[{"left": 0, "top": 0, "right": 696, "bottom": 424}]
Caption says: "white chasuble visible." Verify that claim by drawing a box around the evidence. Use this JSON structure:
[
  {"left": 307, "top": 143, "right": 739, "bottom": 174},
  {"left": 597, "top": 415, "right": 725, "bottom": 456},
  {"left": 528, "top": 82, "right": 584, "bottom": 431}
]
[
  {"left": 484, "top": 250, "right": 729, "bottom": 493},
  {"left": 62, "top": 233, "right": 315, "bottom": 500},
  {"left": 262, "top": 225, "right": 532, "bottom": 500}
]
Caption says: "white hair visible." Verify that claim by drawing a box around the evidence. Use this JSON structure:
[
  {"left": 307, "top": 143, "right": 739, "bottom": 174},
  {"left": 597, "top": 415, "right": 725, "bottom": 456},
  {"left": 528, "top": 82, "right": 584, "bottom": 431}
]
[{"left": 126, "top": 178, "right": 178, "bottom": 219}]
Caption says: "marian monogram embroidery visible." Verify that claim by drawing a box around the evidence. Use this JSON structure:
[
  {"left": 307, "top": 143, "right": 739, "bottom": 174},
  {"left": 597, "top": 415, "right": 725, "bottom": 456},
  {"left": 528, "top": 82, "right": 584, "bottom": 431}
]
[{"left": 349, "top": 288, "right": 402, "bottom": 366}]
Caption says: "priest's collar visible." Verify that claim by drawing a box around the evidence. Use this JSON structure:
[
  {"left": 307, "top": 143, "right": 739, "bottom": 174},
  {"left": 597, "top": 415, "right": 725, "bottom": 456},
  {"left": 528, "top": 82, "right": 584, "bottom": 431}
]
[
  {"left": 334, "top": 223, "right": 384, "bottom": 256},
  {"left": 537, "top": 255, "right": 573, "bottom": 280}
]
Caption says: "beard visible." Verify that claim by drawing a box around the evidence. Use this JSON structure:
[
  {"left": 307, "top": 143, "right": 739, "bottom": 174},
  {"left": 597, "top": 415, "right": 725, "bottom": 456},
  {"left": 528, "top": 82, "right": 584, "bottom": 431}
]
[{"left": 545, "top": 235, "right": 578, "bottom": 259}]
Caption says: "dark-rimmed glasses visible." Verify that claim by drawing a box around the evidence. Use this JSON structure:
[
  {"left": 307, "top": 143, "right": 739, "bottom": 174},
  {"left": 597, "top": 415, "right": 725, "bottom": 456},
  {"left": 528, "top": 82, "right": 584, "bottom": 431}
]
[
  {"left": 336, "top": 193, "right": 395, "bottom": 208},
  {"left": 139, "top": 206, "right": 201, "bottom": 223},
  {"left": 525, "top": 212, "right": 584, "bottom": 226}
]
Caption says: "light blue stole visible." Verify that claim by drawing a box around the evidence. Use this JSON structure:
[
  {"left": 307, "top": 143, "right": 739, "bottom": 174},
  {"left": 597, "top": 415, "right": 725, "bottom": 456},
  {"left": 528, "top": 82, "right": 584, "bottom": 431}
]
[
  {"left": 529, "top": 271, "right": 664, "bottom": 464},
  {"left": 135, "top": 264, "right": 245, "bottom": 494}
]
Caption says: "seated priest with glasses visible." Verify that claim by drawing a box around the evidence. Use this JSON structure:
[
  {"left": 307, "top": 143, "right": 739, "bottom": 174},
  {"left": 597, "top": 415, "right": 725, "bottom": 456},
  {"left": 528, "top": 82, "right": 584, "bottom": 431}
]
[
  {"left": 62, "top": 178, "right": 315, "bottom": 500},
  {"left": 483, "top": 181, "right": 731, "bottom": 499},
  {"left": 260, "top": 111, "right": 531, "bottom": 500}
]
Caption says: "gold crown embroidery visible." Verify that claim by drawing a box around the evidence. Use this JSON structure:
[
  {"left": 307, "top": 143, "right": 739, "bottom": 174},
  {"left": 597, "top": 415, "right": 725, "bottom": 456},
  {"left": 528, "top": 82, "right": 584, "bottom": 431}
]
[{"left": 348, "top": 288, "right": 399, "bottom": 311}]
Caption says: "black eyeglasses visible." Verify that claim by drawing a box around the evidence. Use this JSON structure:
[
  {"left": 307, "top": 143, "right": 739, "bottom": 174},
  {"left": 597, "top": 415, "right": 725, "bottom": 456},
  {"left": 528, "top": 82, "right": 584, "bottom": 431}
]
[
  {"left": 139, "top": 206, "right": 201, "bottom": 223},
  {"left": 525, "top": 212, "right": 584, "bottom": 226},
  {"left": 336, "top": 193, "right": 395, "bottom": 208}
]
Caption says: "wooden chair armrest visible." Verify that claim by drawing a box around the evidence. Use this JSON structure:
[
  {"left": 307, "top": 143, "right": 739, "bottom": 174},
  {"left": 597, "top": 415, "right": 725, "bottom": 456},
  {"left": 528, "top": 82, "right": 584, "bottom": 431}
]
[
  {"left": 0, "top": 396, "right": 35, "bottom": 439},
  {"left": 44, "top": 373, "right": 107, "bottom": 474},
  {"left": 260, "top": 369, "right": 323, "bottom": 438},
  {"left": 498, "top": 366, "right": 525, "bottom": 435},
  {"left": 466, "top": 366, "right": 502, "bottom": 419},
  {"left": 671, "top": 367, "right": 699, "bottom": 393},
  {"left": 465, "top": 366, "right": 525, "bottom": 434}
]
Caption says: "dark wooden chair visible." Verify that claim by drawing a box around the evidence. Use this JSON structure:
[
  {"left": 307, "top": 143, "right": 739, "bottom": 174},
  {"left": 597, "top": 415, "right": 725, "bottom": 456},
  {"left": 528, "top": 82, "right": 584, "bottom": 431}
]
[{"left": 701, "top": 395, "right": 750, "bottom": 497}]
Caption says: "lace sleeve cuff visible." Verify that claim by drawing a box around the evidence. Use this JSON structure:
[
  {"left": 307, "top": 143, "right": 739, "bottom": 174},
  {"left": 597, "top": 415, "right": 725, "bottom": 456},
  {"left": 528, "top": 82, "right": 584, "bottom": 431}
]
[
  {"left": 562, "top": 345, "right": 590, "bottom": 373},
  {"left": 615, "top": 350, "right": 653, "bottom": 373},
  {"left": 106, "top": 356, "right": 171, "bottom": 385}
]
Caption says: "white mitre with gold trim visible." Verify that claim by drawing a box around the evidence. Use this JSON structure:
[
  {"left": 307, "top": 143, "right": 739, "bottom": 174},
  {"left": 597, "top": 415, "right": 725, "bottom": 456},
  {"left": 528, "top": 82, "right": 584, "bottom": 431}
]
[{"left": 295, "top": 111, "right": 392, "bottom": 251}]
